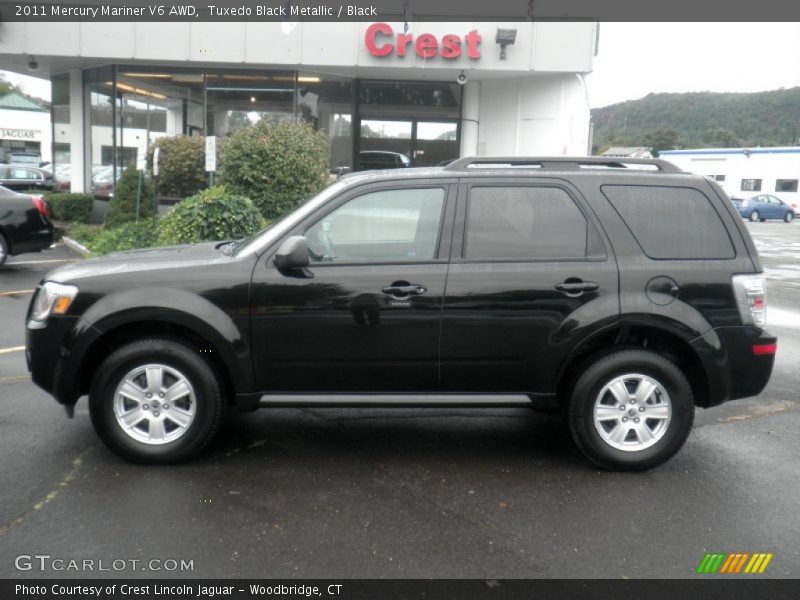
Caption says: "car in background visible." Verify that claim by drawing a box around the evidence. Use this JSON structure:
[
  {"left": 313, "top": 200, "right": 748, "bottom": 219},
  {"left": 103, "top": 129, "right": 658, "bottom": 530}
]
[
  {"left": 735, "top": 194, "right": 796, "bottom": 223},
  {"left": 91, "top": 166, "right": 124, "bottom": 199},
  {"left": 8, "top": 152, "right": 47, "bottom": 167},
  {"left": 0, "top": 165, "right": 54, "bottom": 192},
  {"left": 0, "top": 185, "right": 54, "bottom": 268},
  {"left": 358, "top": 150, "right": 411, "bottom": 171}
]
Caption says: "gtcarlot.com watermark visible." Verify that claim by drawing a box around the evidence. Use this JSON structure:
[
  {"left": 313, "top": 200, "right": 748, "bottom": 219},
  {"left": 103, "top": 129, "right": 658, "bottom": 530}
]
[{"left": 14, "top": 553, "right": 194, "bottom": 573}]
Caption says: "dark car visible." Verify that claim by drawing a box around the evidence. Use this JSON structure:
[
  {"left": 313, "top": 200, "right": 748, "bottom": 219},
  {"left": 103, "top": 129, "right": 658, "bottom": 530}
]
[
  {"left": 0, "top": 164, "right": 55, "bottom": 192},
  {"left": 358, "top": 150, "right": 412, "bottom": 170},
  {"left": 735, "top": 194, "right": 795, "bottom": 222},
  {"left": 0, "top": 186, "right": 55, "bottom": 268},
  {"left": 26, "top": 157, "right": 776, "bottom": 470}
]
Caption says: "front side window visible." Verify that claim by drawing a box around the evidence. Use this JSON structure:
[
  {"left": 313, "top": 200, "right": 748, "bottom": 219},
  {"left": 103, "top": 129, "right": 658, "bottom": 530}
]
[
  {"left": 305, "top": 187, "right": 445, "bottom": 263},
  {"left": 741, "top": 179, "right": 762, "bottom": 192},
  {"left": 465, "top": 186, "right": 602, "bottom": 260}
]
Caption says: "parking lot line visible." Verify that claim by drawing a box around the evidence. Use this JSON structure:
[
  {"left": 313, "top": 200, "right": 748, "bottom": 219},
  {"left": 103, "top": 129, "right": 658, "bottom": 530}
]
[
  {"left": 6, "top": 258, "right": 76, "bottom": 265},
  {"left": 0, "top": 289, "right": 34, "bottom": 297},
  {"left": 0, "top": 346, "right": 24, "bottom": 355}
]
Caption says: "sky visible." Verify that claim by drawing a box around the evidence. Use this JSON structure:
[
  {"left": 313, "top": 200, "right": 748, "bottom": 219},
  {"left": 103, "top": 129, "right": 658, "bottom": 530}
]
[
  {"left": 586, "top": 22, "right": 800, "bottom": 107},
  {"left": 3, "top": 23, "right": 800, "bottom": 109}
]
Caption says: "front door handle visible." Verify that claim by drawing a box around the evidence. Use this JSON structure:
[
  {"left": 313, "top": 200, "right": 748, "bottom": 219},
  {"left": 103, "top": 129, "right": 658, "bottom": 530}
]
[
  {"left": 555, "top": 280, "right": 599, "bottom": 296},
  {"left": 382, "top": 283, "right": 427, "bottom": 297}
]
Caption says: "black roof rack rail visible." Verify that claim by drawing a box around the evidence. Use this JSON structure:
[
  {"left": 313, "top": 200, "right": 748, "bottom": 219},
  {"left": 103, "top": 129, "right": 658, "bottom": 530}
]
[{"left": 444, "top": 156, "right": 683, "bottom": 173}]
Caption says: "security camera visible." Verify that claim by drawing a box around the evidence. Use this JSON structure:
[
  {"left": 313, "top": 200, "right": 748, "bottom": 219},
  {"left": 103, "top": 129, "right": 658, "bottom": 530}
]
[
  {"left": 27, "top": 56, "right": 39, "bottom": 71},
  {"left": 457, "top": 70, "right": 468, "bottom": 85}
]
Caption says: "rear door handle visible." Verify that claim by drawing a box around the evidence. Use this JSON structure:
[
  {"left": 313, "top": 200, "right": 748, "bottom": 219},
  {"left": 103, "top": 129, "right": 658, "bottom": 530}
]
[
  {"left": 382, "top": 284, "right": 427, "bottom": 297},
  {"left": 555, "top": 280, "right": 599, "bottom": 296}
]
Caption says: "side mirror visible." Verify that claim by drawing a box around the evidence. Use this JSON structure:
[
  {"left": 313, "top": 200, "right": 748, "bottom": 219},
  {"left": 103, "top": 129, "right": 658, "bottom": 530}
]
[{"left": 274, "top": 235, "right": 309, "bottom": 270}]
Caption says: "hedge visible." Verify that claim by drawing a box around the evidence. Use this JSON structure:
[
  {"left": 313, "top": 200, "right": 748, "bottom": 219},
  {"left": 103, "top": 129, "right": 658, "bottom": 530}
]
[
  {"left": 44, "top": 193, "right": 94, "bottom": 223},
  {"left": 217, "top": 121, "right": 330, "bottom": 219},
  {"left": 157, "top": 186, "right": 264, "bottom": 245},
  {"left": 148, "top": 136, "right": 207, "bottom": 198}
]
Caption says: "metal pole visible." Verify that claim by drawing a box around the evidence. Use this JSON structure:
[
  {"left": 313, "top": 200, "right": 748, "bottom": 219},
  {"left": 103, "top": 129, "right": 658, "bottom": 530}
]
[{"left": 136, "top": 170, "right": 142, "bottom": 223}]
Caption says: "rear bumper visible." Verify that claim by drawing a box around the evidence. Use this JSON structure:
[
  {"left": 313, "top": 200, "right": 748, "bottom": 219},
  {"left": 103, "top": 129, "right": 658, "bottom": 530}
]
[
  {"left": 691, "top": 326, "right": 777, "bottom": 407},
  {"left": 11, "top": 225, "right": 54, "bottom": 256}
]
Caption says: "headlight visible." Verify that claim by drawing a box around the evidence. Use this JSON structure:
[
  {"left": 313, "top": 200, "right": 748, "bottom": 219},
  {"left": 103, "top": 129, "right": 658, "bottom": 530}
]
[{"left": 31, "top": 282, "right": 79, "bottom": 322}]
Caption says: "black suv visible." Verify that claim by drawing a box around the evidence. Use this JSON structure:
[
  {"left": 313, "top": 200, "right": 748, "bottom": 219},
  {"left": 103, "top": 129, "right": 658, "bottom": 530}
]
[{"left": 26, "top": 157, "right": 776, "bottom": 470}]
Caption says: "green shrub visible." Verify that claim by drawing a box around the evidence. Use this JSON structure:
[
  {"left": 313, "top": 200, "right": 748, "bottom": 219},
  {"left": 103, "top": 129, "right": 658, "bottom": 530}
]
[
  {"left": 157, "top": 186, "right": 264, "bottom": 245},
  {"left": 217, "top": 121, "right": 330, "bottom": 219},
  {"left": 44, "top": 193, "right": 94, "bottom": 223},
  {"left": 71, "top": 220, "right": 160, "bottom": 255},
  {"left": 104, "top": 165, "right": 158, "bottom": 229},
  {"left": 148, "top": 136, "right": 207, "bottom": 198}
]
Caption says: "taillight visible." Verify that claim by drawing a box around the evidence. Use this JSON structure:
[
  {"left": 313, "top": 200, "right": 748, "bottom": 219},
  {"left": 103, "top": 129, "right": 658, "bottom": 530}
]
[
  {"left": 732, "top": 273, "right": 767, "bottom": 328},
  {"left": 31, "top": 196, "right": 48, "bottom": 218}
]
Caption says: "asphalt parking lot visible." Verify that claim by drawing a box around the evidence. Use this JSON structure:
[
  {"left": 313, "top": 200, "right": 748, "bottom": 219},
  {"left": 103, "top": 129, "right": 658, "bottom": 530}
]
[{"left": 0, "top": 223, "right": 798, "bottom": 579}]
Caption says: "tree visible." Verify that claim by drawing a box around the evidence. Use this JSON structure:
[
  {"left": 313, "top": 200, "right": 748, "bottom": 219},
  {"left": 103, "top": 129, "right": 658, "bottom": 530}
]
[
  {"left": 104, "top": 165, "right": 158, "bottom": 228},
  {"left": 644, "top": 127, "right": 680, "bottom": 156},
  {"left": 709, "top": 128, "right": 741, "bottom": 148}
]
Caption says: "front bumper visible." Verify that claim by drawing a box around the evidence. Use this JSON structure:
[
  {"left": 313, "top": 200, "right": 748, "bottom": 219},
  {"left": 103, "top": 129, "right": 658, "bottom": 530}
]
[{"left": 26, "top": 315, "right": 100, "bottom": 407}]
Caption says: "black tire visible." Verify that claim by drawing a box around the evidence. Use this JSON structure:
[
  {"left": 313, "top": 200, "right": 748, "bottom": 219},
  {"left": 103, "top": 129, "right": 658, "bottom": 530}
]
[
  {"left": 567, "top": 349, "right": 694, "bottom": 471},
  {"left": 89, "top": 338, "right": 223, "bottom": 464},
  {"left": 785, "top": 212, "right": 795, "bottom": 223},
  {"left": 0, "top": 233, "right": 8, "bottom": 269},
  {"left": 749, "top": 210, "right": 759, "bottom": 222}
]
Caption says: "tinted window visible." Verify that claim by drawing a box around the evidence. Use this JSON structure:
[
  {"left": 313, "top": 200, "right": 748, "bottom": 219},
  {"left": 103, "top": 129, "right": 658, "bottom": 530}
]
[
  {"left": 601, "top": 185, "right": 735, "bottom": 260},
  {"left": 741, "top": 179, "right": 762, "bottom": 192},
  {"left": 465, "top": 186, "right": 601, "bottom": 260},
  {"left": 306, "top": 188, "right": 444, "bottom": 263},
  {"left": 776, "top": 179, "right": 798, "bottom": 193}
]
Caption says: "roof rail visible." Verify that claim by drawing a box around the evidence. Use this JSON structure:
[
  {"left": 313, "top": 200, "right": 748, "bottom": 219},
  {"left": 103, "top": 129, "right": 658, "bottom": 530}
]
[{"left": 444, "top": 156, "right": 683, "bottom": 173}]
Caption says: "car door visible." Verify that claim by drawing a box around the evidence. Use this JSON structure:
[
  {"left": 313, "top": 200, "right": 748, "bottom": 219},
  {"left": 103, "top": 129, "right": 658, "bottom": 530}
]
[
  {"left": 249, "top": 179, "right": 456, "bottom": 393},
  {"left": 766, "top": 195, "right": 785, "bottom": 218},
  {"left": 440, "top": 179, "right": 619, "bottom": 395}
]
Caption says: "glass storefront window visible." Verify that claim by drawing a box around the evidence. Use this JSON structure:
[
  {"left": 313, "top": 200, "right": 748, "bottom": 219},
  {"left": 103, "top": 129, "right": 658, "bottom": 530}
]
[
  {"left": 115, "top": 66, "right": 206, "bottom": 175},
  {"left": 297, "top": 72, "right": 354, "bottom": 172},
  {"left": 65, "top": 68, "right": 464, "bottom": 194},
  {"left": 205, "top": 69, "right": 296, "bottom": 137},
  {"left": 84, "top": 66, "right": 116, "bottom": 197},
  {"left": 51, "top": 73, "right": 71, "bottom": 191},
  {"left": 359, "top": 81, "right": 462, "bottom": 119},
  {"left": 356, "top": 82, "right": 461, "bottom": 169}
]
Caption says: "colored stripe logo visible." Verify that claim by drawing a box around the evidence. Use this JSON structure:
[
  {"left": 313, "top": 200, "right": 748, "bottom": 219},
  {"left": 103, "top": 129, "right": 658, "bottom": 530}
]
[{"left": 696, "top": 552, "right": 773, "bottom": 574}]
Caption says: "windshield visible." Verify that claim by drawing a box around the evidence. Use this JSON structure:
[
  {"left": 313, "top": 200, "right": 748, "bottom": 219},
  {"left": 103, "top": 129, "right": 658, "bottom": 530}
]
[{"left": 233, "top": 180, "right": 349, "bottom": 257}]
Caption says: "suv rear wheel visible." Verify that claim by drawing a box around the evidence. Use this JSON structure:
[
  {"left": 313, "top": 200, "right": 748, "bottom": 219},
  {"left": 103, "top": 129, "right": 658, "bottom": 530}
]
[
  {"left": 89, "top": 339, "right": 223, "bottom": 463},
  {"left": 568, "top": 350, "right": 694, "bottom": 471}
]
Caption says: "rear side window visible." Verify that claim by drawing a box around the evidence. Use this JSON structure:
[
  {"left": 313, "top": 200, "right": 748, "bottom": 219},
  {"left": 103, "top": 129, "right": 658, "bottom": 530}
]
[
  {"left": 465, "top": 186, "right": 604, "bottom": 260},
  {"left": 601, "top": 185, "right": 735, "bottom": 260}
]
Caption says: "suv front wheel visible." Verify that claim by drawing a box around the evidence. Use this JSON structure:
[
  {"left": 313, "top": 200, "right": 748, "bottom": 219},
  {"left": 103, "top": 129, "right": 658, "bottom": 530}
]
[
  {"left": 89, "top": 339, "right": 224, "bottom": 463},
  {"left": 568, "top": 350, "right": 694, "bottom": 471}
]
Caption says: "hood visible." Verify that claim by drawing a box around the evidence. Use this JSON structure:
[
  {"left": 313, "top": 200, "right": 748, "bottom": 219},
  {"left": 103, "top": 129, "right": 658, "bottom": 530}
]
[{"left": 47, "top": 242, "right": 233, "bottom": 284}]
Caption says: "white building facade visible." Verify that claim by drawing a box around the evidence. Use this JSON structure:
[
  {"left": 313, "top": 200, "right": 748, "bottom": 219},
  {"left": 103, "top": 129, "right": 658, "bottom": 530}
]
[
  {"left": 661, "top": 147, "right": 800, "bottom": 206},
  {"left": 0, "top": 92, "right": 52, "bottom": 164},
  {"left": 0, "top": 20, "right": 597, "bottom": 192}
]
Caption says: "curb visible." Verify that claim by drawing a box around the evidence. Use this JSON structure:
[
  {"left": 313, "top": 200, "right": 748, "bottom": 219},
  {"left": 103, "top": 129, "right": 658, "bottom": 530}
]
[{"left": 61, "top": 236, "right": 91, "bottom": 257}]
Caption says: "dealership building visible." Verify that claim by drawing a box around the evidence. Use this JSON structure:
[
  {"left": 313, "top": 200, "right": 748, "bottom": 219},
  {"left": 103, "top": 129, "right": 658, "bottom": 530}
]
[{"left": 0, "top": 20, "right": 597, "bottom": 192}]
